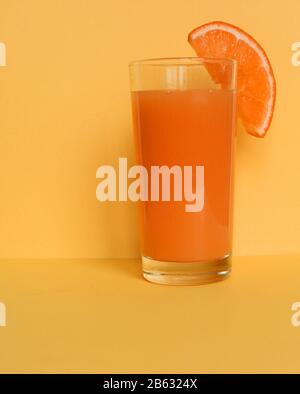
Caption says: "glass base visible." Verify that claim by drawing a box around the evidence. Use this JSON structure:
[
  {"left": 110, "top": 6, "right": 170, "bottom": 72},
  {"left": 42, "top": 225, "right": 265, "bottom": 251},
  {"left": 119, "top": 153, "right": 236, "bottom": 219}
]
[{"left": 142, "top": 254, "right": 231, "bottom": 285}]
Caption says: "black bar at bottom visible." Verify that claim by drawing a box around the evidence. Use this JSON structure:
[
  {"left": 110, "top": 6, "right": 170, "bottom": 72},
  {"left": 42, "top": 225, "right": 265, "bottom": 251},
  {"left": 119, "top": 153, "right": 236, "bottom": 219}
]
[{"left": 0, "top": 374, "right": 298, "bottom": 391}]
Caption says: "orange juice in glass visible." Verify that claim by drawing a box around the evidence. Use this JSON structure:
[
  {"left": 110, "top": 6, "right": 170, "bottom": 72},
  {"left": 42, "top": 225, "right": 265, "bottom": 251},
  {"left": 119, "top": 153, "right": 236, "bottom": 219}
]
[{"left": 129, "top": 58, "right": 237, "bottom": 285}]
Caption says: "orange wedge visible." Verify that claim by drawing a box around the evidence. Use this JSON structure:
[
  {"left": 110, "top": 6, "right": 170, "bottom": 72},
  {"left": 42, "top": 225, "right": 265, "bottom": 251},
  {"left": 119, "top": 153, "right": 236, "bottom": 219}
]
[{"left": 188, "top": 21, "right": 276, "bottom": 137}]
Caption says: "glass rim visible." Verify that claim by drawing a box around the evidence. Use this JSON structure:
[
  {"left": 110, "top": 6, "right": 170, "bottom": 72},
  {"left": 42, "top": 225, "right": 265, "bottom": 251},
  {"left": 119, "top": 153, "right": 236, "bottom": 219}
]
[{"left": 129, "top": 56, "right": 237, "bottom": 67}]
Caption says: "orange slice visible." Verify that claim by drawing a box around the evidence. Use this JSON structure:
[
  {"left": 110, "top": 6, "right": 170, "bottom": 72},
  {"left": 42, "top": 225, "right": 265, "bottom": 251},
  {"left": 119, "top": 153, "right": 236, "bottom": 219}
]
[{"left": 188, "top": 21, "right": 276, "bottom": 137}]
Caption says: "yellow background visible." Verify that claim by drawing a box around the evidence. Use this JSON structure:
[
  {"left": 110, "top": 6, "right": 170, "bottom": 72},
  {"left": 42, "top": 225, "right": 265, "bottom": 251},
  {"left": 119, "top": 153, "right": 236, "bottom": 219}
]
[
  {"left": 0, "top": 256, "right": 300, "bottom": 373},
  {"left": 0, "top": 1, "right": 300, "bottom": 375},
  {"left": 0, "top": 0, "right": 300, "bottom": 258}
]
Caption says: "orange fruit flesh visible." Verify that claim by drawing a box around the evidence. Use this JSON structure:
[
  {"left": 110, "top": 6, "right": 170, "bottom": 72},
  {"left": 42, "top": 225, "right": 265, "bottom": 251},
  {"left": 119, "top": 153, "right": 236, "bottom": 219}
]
[{"left": 188, "top": 21, "right": 276, "bottom": 137}]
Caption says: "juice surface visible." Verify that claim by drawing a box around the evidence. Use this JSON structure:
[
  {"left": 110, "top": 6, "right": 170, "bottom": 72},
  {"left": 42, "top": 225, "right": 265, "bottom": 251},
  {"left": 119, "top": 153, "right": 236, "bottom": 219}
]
[{"left": 131, "top": 89, "right": 236, "bottom": 262}]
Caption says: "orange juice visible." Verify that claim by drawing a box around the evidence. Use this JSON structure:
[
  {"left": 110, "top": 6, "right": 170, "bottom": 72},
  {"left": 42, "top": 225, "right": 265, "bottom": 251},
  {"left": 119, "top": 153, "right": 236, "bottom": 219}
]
[{"left": 131, "top": 89, "right": 236, "bottom": 263}]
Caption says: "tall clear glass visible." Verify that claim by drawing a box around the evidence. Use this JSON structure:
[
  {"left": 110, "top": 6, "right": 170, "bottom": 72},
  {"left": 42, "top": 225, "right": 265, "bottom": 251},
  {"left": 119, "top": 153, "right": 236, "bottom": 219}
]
[{"left": 129, "top": 57, "right": 237, "bottom": 285}]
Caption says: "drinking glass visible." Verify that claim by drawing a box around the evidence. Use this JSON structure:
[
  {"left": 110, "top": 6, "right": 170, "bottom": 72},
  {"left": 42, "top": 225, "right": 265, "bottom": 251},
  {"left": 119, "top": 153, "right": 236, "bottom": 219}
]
[{"left": 129, "top": 57, "right": 237, "bottom": 285}]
